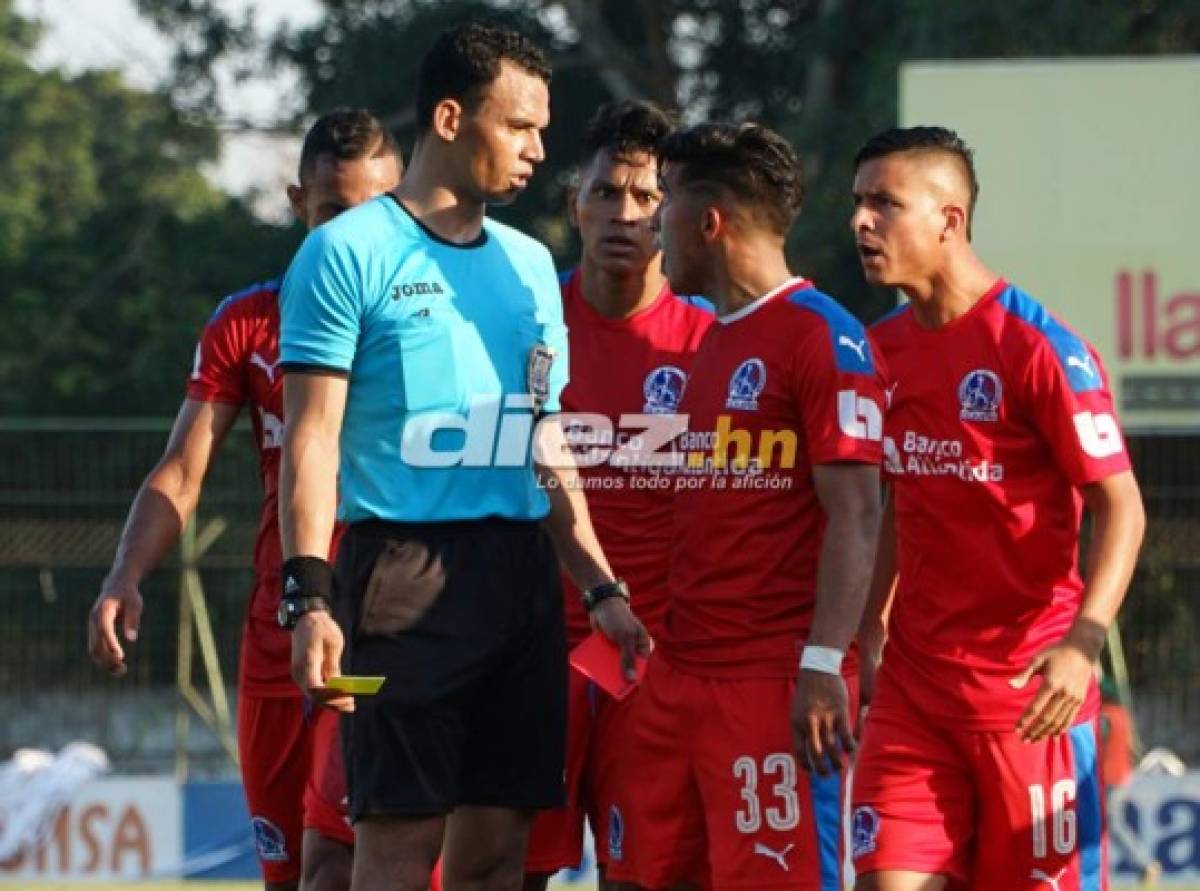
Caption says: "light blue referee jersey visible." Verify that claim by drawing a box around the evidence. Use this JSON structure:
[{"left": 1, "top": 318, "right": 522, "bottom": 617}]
[{"left": 279, "top": 194, "right": 568, "bottom": 523}]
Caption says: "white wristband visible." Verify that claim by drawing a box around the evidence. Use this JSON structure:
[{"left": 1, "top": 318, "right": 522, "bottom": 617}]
[{"left": 800, "top": 645, "right": 844, "bottom": 675}]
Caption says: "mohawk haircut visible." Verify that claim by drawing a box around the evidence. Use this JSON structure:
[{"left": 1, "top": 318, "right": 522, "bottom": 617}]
[
  {"left": 578, "top": 99, "right": 675, "bottom": 166},
  {"left": 416, "top": 21, "right": 551, "bottom": 132},
  {"left": 298, "top": 107, "right": 402, "bottom": 184},
  {"left": 660, "top": 122, "right": 804, "bottom": 236},
  {"left": 854, "top": 126, "right": 979, "bottom": 235}
]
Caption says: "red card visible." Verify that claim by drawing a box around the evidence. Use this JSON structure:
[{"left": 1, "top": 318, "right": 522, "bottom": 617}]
[{"left": 569, "top": 630, "right": 648, "bottom": 700}]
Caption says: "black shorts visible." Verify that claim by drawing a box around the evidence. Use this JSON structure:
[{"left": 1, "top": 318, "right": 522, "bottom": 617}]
[{"left": 333, "top": 518, "right": 567, "bottom": 821}]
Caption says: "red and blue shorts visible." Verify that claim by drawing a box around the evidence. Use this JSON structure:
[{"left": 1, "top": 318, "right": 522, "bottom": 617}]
[
  {"left": 604, "top": 656, "right": 855, "bottom": 890},
  {"left": 851, "top": 682, "right": 1106, "bottom": 890},
  {"left": 525, "top": 667, "right": 638, "bottom": 875}
]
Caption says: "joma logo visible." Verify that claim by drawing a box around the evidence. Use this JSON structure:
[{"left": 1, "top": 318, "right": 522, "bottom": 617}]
[{"left": 392, "top": 281, "right": 445, "bottom": 299}]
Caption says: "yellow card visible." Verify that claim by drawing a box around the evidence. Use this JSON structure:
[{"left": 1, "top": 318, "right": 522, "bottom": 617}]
[{"left": 325, "top": 675, "right": 386, "bottom": 695}]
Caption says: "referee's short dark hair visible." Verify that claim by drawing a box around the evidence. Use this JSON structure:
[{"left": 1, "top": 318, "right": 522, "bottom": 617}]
[
  {"left": 579, "top": 99, "right": 675, "bottom": 166},
  {"left": 416, "top": 21, "right": 551, "bottom": 133},
  {"left": 854, "top": 126, "right": 979, "bottom": 234},
  {"left": 661, "top": 121, "right": 804, "bottom": 237},
  {"left": 298, "top": 108, "right": 402, "bottom": 185}
]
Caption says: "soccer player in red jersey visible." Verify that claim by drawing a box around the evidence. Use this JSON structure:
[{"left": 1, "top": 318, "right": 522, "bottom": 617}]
[
  {"left": 606, "top": 122, "right": 884, "bottom": 891},
  {"left": 522, "top": 100, "right": 713, "bottom": 891},
  {"left": 86, "top": 109, "right": 402, "bottom": 891},
  {"left": 848, "top": 126, "right": 1146, "bottom": 891}
]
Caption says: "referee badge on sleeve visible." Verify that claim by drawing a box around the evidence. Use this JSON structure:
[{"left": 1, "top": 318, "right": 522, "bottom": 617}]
[{"left": 527, "top": 343, "right": 557, "bottom": 412}]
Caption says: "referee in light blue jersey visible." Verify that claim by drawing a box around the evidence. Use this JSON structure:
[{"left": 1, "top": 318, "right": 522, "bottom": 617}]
[{"left": 274, "top": 22, "right": 651, "bottom": 891}]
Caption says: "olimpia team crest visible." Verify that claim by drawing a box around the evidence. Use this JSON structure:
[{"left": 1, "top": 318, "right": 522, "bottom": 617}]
[{"left": 643, "top": 365, "right": 687, "bottom": 414}]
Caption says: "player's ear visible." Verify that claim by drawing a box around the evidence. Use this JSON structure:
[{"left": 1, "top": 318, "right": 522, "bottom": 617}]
[
  {"left": 286, "top": 184, "right": 306, "bottom": 226},
  {"left": 566, "top": 180, "right": 580, "bottom": 230},
  {"left": 700, "top": 205, "right": 723, "bottom": 243},
  {"left": 942, "top": 203, "right": 969, "bottom": 243},
  {"left": 431, "top": 98, "right": 463, "bottom": 143}
]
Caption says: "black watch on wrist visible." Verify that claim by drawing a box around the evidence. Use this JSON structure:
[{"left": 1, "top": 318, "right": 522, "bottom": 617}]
[
  {"left": 580, "top": 578, "right": 630, "bottom": 613},
  {"left": 277, "top": 555, "right": 335, "bottom": 630},
  {"left": 276, "top": 595, "right": 330, "bottom": 630}
]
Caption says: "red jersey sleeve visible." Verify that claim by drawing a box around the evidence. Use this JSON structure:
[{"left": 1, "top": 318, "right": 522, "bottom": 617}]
[
  {"left": 791, "top": 321, "right": 885, "bottom": 466},
  {"left": 186, "top": 300, "right": 249, "bottom": 405},
  {"left": 1021, "top": 334, "right": 1131, "bottom": 486}
]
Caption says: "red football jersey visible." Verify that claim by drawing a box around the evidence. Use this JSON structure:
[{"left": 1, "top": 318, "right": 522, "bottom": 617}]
[
  {"left": 186, "top": 280, "right": 340, "bottom": 696},
  {"left": 870, "top": 278, "right": 1132, "bottom": 730},
  {"left": 559, "top": 268, "right": 714, "bottom": 647},
  {"left": 662, "top": 278, "right": 884, "bottom": 678}
]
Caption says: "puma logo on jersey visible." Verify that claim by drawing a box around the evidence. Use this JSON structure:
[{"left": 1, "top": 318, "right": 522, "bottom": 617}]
[
  {"left": 838, "top": 335, "right": 868, "bottom": 362},
  {"left": 753, "top": 841, "right": 794, "bottom": 871},
  {"left": 1031, "top": 867, "right": 1066, "bottom": 890},
  {"left": 1066, "top": 354, "right": 1094, "bottom": 378},
  {"left": 250, "top": 352, "right": 278, "bottom": 384}
]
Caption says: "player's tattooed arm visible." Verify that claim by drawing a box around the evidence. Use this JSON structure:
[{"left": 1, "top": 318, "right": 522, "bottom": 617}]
[
  {"left": 535, "top": 415, "right": 651, "bottom": 681},
  {"left": 794, "top": 462, "right": 882, "bottom": 775},
  {"left": 1012, "top": 469, "right": 1145, "bottom": 742},
  {"left": 856, "top": 486, "right": 897, "bottom": 733},
  {"left": 88, "top": 398, "right": 240, "bottom": 676}
]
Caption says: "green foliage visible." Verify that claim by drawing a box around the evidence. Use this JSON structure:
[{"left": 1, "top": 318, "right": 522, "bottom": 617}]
[
  {"left": 129, "top": 0, "right": 1200, "bottom": 323},
  {"left": 0, "top": 3, "right": 297, "bottom": 416},
  {"left": 7, "top": 0, "right": 1200, "bottom": 417}
]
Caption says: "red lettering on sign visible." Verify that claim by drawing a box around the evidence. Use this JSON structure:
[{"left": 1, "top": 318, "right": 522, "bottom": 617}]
[
  {"left": 111, "top": 805, "right": 150, "bottom": 874},
  {"left": 81, "top": 803, "right": 106, "bottom": 872},
  {"left": 0, "top": 798, "right": 155, "bottom": 877},
  {"left": 1115, "top": 270, "right": 1200, "bottom": 361}
]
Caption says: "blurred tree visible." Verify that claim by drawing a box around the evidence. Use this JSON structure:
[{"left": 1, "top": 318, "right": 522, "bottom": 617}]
[
  {"left": 129, "top": 0, "right": 1200, "bottom": 321},
  {"left": 0, "top": 0, "right": 297, "bottom": 415}
]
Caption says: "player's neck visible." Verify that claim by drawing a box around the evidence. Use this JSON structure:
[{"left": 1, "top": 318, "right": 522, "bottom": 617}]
[
  {"left": 579, "top": 256, "right": 665, "bottom": 319},
  {"left": 906, "top": 255, "right": 1000, "bottom": 329},
  {"left": 714, "top": 251, "right": 794, "bottom": 318},
  {"left": 392, "top": 153, "right": 487, "bottom": 245}
]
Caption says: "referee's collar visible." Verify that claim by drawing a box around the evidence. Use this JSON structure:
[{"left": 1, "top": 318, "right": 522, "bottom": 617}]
[{"left": 387, "top": 193, "right": 489, "bottom": 249}]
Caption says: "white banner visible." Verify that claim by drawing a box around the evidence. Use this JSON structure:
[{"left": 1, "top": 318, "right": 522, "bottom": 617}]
[
  {"left": 0, "top": 776, "right": 180, "bottom": 881},
  {"left": 1110, "top": 772, "right": 1200, "bottom": 883}
]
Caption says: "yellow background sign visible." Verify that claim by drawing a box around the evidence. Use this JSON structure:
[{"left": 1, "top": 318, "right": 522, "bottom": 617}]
[{"left": 901, "top": 58, "right": 1200, "bottom": 431}]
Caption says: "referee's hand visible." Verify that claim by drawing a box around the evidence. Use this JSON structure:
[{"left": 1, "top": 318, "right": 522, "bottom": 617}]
[
  {"left": 591, "top": 599, "right": 652, "bottom": 681},
  {"left": 291, "top": 611, "right": 354, "bottom": 712}
]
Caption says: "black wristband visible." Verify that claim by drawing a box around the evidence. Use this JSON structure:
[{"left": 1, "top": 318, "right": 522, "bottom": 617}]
[
  {"left": 281, "top": 555, "right": 334, "bottom": 603},
  {"left": 580, "top": 578, "right": 630, "bottom": 612}
]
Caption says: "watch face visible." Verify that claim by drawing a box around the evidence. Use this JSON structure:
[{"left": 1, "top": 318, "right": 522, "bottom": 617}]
[{"left": 276, "top": 601, "right": 293, "bottom": 629}]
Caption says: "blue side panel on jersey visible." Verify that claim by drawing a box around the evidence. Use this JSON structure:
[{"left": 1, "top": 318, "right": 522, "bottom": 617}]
[
  {"left": 207, "top": 278, "right": 281, "bottom": 324},
  {"left": 680, "top": 293, "right": 716, "bottom": 315},
  {"left": 558, "top": 267, "right": 575, "bottom": 286},
  {"left": 788, "top": 286, "right": 875, "bottom": 374},
  {"left": 999, "top": 286, "right": 1101, "bottom": 393},
  {"left": 811, "top": 770, "right": 844, "bottom": 891},
  {"left": 1070, "top": 722, "right": 1104, "bottom": 891}
]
